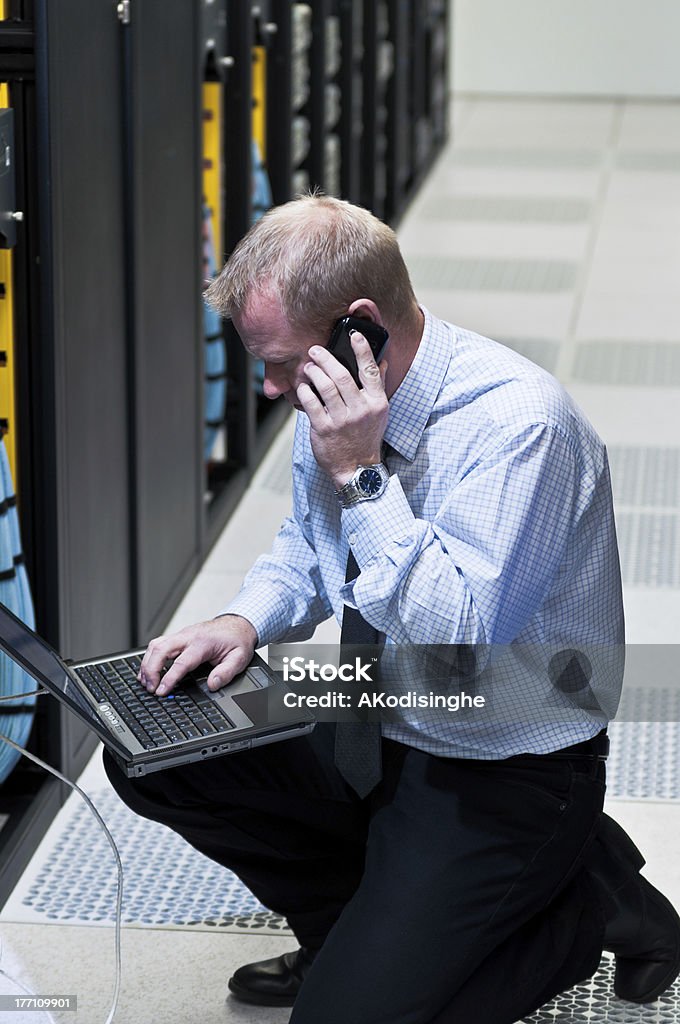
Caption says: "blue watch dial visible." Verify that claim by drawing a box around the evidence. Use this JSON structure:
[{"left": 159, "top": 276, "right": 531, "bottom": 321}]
[{"left": 358, "top": 468, "right": 384, "bottom": 496}]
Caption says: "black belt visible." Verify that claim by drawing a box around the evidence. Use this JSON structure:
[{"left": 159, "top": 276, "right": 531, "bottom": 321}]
[{"left": 511, "top": 729, "right": 609, "bottom": 762}]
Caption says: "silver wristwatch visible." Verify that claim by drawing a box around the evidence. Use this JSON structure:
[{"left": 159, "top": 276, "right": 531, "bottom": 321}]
[{"left": 335, "top": 463, "right": 390, "bottom": 509}]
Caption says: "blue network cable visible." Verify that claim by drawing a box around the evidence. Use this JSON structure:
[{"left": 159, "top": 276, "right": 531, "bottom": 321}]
[{"left": 0, "top": 439, "right": 36, "bottom": 785}]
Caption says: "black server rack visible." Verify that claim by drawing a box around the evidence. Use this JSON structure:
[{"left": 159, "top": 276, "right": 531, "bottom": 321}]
[
  {"left": 0, "top": 0, "right": 135, "bottom": 902},
  {"left": 321, "top": 4, "right": 342, "bottom": 196},
  {"left": 360, "top": 2, "right": 393, "bottom": 219},
  {"left": 0, "top": 0, "right": 450, "bottom": 907},
  {"left": 290, "top": 3, "right": 313, "bottom": 196},
  {"left": 411, "top": 0, "right": 449, "bottom": 187},
  {"left": 338, "top": 0, "right": 363, "bottom": 204},
  {"left": 386, "top": 0, "right": 412, "bottom": 222},
  {"left": 265, "top": 0, "right": 294, "bottom": 205},
  {"left": 203, "top": 2, "right": 290, "bottom": 553}
]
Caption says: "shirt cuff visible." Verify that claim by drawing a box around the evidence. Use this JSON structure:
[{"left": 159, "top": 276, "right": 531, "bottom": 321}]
[
  {"left": 340, "top": 474, "right": 416, "bottom": 573},
  {"left": 217, "top": 582, "right": 288, "bottom": 648}
]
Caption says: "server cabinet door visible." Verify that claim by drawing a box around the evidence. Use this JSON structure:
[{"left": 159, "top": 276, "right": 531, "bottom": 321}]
[
  {"left": 37, "top": 0, "right": 132, "bottom": 777},
  {"left": 126, "top": 0, "right": 203, "bottom": 642},
  {"left": 39, "top": 0, "right": 131, "bottom": 659}
]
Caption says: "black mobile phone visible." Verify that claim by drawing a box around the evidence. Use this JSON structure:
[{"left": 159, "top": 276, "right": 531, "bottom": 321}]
[{"left": 326, "top": 315, "right": 390, "bottom": 388}]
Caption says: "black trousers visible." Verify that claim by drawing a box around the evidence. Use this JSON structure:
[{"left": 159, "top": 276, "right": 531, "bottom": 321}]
[{"left": 103, "top": 725, "right": 608, "bottom": 1024}]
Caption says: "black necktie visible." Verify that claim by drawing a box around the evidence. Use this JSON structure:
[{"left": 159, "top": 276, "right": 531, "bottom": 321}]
[{"left": 333, "top": 549, "right": 384, "bottom": 798}]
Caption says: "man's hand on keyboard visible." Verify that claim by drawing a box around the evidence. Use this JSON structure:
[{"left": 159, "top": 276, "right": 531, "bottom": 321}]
[{"left": 138, "top": 615, "right": 258, "bottom": 696}]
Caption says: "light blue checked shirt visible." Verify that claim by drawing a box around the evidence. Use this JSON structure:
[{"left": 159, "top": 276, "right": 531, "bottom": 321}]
[{"left": 225, "top": 308, "right": 625, "bottom": 758}]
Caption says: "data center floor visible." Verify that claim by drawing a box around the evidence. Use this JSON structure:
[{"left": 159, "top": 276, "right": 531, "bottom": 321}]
[{"left": 2, "top": 94, "right": 680, "bottom": 1023}]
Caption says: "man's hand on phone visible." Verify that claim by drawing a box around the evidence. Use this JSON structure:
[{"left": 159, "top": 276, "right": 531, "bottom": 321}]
[
  {"left": 138, "top": 614, "right": 257, "bottom": 696},
  {"left": 297, "top": 331, "right": 389, "bottom": 488}
]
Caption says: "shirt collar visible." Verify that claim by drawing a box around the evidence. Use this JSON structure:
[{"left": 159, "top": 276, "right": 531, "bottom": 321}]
[{"left": 383, "top": 307, "right": 454, "bottom": 462}]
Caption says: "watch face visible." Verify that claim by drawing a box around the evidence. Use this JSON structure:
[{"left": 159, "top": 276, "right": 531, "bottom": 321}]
[{"left": 357, "top": 468, "right": 384, "bottom": 496}]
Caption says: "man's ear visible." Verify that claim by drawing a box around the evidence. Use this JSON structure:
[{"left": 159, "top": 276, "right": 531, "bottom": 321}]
[{"left": 347, "top": 298, "right": 383, "bottom": 325}]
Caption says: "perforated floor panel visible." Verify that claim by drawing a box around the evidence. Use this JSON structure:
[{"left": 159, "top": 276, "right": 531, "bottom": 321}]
[
  {"left": 522, "top": 955, "right": 680, "bottom": 1022},
  {"left": 617, "top": 151, "right": 680, "bottom": 173},
  {"left": 572, "top": 342, "right": 680, "bottom": 387},
  {"left": 408, "top": 256, "right": 577, "bottom": 292},
  {"left": 3, "top": 717, "right": 679, "bottom": 933},
  {"left": 450, "top": 148, "right": 602, "bottom": 169},
  {"left": 419, "top": 196, "right": 592, "bottom": 222},
  {"left": 2, "top": 788, "right": 290, "bottom": 933},
  {"left": 608, "top": 448, "right": 680, "bottom": 508},
  {"left": 608, "top": 720, "right": 680, "bottom": 801},
  {"left": 258, "top": 453, "right": 294, "bottom": 496},
  {"left": 615, "top": 512, "right": 680, "bottom": 587},
  {"left": 497, "top": 337, "right": 562, "bottom": 373}
]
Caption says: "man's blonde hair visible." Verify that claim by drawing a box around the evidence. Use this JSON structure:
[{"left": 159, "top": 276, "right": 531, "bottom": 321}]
[{"left": 205, "top": 194, "right": 419, "bottom": 334}]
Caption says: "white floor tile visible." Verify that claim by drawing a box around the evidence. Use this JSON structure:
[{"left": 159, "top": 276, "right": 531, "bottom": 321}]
[
  {"left": 606, "top": 169, "right": 680, "bottom": 202},
  {"left": 575, "top": 293, "right": 680, "bottom": 341},
  {"left": 420, "top": 165, "right": 603, "bottom": 199},
  {"left": 591, "top": 216, "right": 680, "bottom": 256},
  {"left": 618, "top": 101, "right": 680, "bottom": 151},
  {"left": 449, "top": 97, "right": 474, "bottom": 135},
  {"left": 399, "top": 221, "right": 590, "bottom": 262},
  {"left": 622, "top": 591, "right": 680, "bottom": 644},
  {"left": 585, "top": 261, "right": 680, "bottom": 297},
  {"left": 603, "top": 800, "right": 680, "bottom": 910},
  {"left": 202, "top": 492, "right": 292, "bottom": 576},
  {"left": 567, "top": 385, "right": 680, "bottom": 445},
  {"left": 164, "top": 571, "right": 246, "bottom": 630},
  {"left": 74, "top": 744, "right": 109, "bottom": 790},
  {"left": 599, "top": 192, "right": 680, "bottom": 232},
  {"left": 416, "top": 289, "right": 575, "bottom": 340},
  {"left": 590, "top": 236, "right": 680, "bottom": 271},
  {"left": 455, "top": 98, "right": 617, "bottom": 149}
]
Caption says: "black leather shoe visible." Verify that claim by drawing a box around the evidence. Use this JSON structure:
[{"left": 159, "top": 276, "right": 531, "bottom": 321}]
[
  {"left": 608, "top": 875, "right": 680, "bottom": 1004},
  {"left": 227, "top": 947, "right": 316, "bottom": 1006},
  {"left": 591, "top": 814, "right": 680, "bottom": 1003}
]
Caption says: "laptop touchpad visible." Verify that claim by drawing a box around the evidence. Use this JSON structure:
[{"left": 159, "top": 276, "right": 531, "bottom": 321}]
[{"left": 231, "top": 686, "right": 304, "bottom": 725}]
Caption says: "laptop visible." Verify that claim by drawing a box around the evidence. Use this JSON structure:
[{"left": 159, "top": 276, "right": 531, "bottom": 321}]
[{"left": 0, "top": 602, "right": 315, "bottom": 777}]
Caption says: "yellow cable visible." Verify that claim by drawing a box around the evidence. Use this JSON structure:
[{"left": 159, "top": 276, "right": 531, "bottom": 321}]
[
  {"left": 0, "top": 79, "right": 17, "bottom": 487},
  {"left": 202, "top": 82, "right": 223, "bottom": 264},
  {"left": 252, "top": 46, "right": 267, "bottom": 161}
]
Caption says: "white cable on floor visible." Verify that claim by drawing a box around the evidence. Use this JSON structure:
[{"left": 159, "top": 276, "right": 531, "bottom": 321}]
[{"left": 0, "top": 726, "right": 123, "bottom": 1024}]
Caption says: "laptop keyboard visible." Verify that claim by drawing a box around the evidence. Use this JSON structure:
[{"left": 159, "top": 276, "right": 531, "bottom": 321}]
[{"left": 75, "top": 655, "right": 233, "bottom": 750}]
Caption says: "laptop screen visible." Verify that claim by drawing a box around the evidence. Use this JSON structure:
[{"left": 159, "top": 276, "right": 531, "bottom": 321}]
[{"left": 0, "top": 602, "right": 102, "bottom": 727}]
